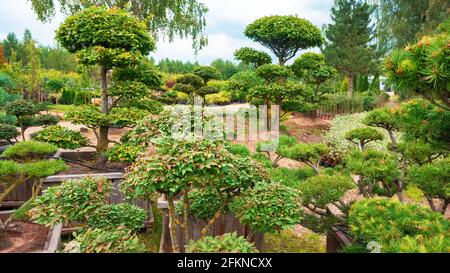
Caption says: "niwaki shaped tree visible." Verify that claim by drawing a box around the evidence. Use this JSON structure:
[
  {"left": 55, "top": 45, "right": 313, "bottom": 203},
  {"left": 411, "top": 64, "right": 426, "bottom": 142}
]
[{"left": 56, "top": 7, "right": 161, "bottom": 159}]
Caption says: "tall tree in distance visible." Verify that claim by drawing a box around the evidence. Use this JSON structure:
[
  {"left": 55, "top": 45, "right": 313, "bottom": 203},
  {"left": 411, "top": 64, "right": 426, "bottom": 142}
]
[
  {"left": 28, "top": 0, "right": 208, "bottom": 51},
  {"left": 375, "top": 0, "right": 449, "bottom": 50},
  {"left": 322, "top": 0, "right": 377, "bottom": 96}
]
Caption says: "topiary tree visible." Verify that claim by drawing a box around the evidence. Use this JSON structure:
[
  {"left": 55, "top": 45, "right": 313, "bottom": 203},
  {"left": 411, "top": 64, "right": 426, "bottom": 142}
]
[
  {"left": 344, "top": 128, "right": 384, "bottom": 151},
  {"left": 56, "top": 7, "right": 160, "bottom": 159},
  {"left": 0, "top": 123, "right": 19, "bottom": 144},
  {"left": 194, "top": 66, "right": 222, "bottom": 84},
  {"left": 345, "top": 149, "right": 402, "bottom": 199},
  {"left": 298, "top": 174, "right": 355, "bottom": 221},
  {"left": 279, "top": 142, "right": 329, "bottom": 174},
  {"left": 397, "top": 140, "right": 447, "bottom": 166},
  {"left": 407, "top": 158, "right": 449, "bottom": 214},
  {"left": 4, "top": 100, "right": 58, "bottom": 141},
  {"left": 120, "top": 138, "right": 271, "bottom": 253},
  {"left": 348, "top": 198, "right": 450, "bottom": 253},
  {"left": 234, "top": 47, "right": 272, "bottom": 68},
  {"left": 244, "top": 16, "right": 323, "bottom": 66},
  {"left": 0, "top": 141, "right": 67, "bottom": 234},
  {"left": 31, "top": 125, "right": 89, "bottom": 150},
  {"left": 385, "top": 32, "right": 449, "bottom": 110},
  {"left": 292, "top": 52, "right": 337, "bottom": 109},
  {"left": 363, "top": 108, "right": 400, "bottom": 153}
]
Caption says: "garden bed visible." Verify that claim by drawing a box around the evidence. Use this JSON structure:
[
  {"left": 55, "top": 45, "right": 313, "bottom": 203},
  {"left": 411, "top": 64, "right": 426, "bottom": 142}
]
[{"left": 0, "top": 216, "right": 62, "bottom": 253}]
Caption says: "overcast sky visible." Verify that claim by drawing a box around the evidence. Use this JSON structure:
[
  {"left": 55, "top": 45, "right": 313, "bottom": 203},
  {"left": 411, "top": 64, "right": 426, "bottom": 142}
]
[{"left": 0, "top": 0, "right": 334, "bottom": 64}]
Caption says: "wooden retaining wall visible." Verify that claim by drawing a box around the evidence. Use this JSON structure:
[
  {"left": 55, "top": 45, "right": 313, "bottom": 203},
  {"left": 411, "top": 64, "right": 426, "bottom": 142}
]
[
  {"left": 326, "top": 225, "right": 353, "bottom": 253},
  {"left": 158, "top": 198, "right": 264, "bottom": 253}
]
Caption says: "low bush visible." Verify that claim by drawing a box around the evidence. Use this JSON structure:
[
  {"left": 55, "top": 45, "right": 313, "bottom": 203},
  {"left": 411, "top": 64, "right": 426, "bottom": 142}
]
[
  {"left": 348, "top": 198, "right": 450, "bottom": 253},
  {"left": 265, "top": 229, "right": 326, "bottom": 253},
  {"left": 186, "top": 232, "right": 257, "bottom": 253},
  {"left": 226, "top": 143, "right": 251, "bottom": 157},
  {"left": 0, "top": 113, "right": 17, "bottom": 125},
  {"left": 205, "top": 91, "right": 231, "bottom": 105},
  {"left": 32, "top": 114, "right": 59, "bottom": 127},
  {"left": 64, "top": 227, "right": 145, "bottom": 253},
  {"left": 269, "top": 167, "right": 317, "bottom": 189},
  {"left": 230, "top": 182, "right": 303, "bottom": 233},
  {"left": 87, "top": 203, "right": 147, "bottom": 231},
  {"left": 0, "top": 123, "right": 19, "bottom": 143},
  {"left": 2, "top": 141, "right": 58, "bottom": 161},
  {"left": 106, "top": 143, "right": 142, "bottom": 163},
  {"left": 31, "top": 125, "right": 89, "bottom": 150},
  {"left": 28, "top": 177, "right": 111, "bottom": 226},
  {"left": 175, "top": 188, "right": 223, "bottom": 220},
  {"left": 73, "top": 90, "right": 93, "bottom": 105}
]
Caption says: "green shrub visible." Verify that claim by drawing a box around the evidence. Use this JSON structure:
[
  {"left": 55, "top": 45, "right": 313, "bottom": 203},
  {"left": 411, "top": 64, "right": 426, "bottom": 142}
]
[
  {"left": 87, "top": 203, "right": 147, "bottom": 231},
  {"left": 31, "top": 125, "right": 88, "bottom": 150},
  {"left": 32, "top": 114, "right": 59, "bottom": 127},
  {"left": 0, "top": 123, "right": 19, "bottom": 143},
  {"left": 344, "top": 127, "right": 384, "bottom": 150},
  {"left": 205, "top": 91, "right": 231, "bottom": 105},
  {"left": 265, "top": 229, "right": 325, "bottom": 253},
  {"left": 64, "top": 227, "right": 145, "bottom": 253},
  {"left": 176, "top": 188, "right": 223, "bottom": 220},
  {"left": 60, "top": 87, "right": 77, "bottom": 104},
  {"left": 348, "top": 198, "right": 450, "bottom": 253},
  {"left": 0, "top": 159, "right": 66, "bottom": 181},
  {"left": 270, "top": 167, "right": 317, "bottom": 189},
  {"left": 0, "top": 113, "right": 17, "bottom": 125},
  {"left": 186, "top": 232, "right": 257, "bottom": 253},
  {"left": 230, "top": 182, "right": 303, "bottom": 233},
  {"left": 28, "top": 177, "right": 111, "bottom": 226},
  {"left": 106, "top": 143, "right": 142, "bottom": 163},
  {"left": 2, "top": 141, "right": 58, "bottom": 161},
  {"left": 73, "top": 90, "right": 93, "bottom": 105},
  {"left": 226, "top": 143, "right": 251, "bottom": 157},
  {"left": 298, "top": 175, "right": 355, "bottom": 208}
]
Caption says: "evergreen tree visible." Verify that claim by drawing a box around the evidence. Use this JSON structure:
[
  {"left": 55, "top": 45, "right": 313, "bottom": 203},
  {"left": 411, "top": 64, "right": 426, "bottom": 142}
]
[{"left": 322, "top": 0, "right": 378, "bottom": 96}]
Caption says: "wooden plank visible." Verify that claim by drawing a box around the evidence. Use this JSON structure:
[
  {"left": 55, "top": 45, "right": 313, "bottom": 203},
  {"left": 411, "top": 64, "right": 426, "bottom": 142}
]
[
  {"left": 42, "top": 223, "right": 62, "bottom": 253},
  {"left": 44, "top": 172, "right": 124, "bottom": 183}
]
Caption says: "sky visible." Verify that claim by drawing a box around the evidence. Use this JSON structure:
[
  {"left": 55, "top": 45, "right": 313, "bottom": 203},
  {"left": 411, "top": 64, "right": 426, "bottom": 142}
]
[{"left": 0, "top": 0, "right": 334, "bottom": 65}]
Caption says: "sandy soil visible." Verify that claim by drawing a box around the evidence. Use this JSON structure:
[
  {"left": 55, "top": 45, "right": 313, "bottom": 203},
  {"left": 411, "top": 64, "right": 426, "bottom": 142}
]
[{"left": 0, "top": 222, "right": 48, "bottom": 253}]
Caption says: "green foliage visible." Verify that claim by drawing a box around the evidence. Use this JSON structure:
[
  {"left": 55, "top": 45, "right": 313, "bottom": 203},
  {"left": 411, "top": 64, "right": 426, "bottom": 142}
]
[
  {"left": 234, "top": 47, "right": 272, "bottom": 68},
  {"left": 323, "top": 0, "right": 378, "bottom": 94},
  {"left": 348, "top": 198, "right": 450, "bottom": 253},
  {"left": 28, "top": 177, "right": 111, "bottom": 226},
  {"left": 31, "top": 114, "right": 59, "bottom": 127},
  {"left": 60, "top": 87, "right": 77, "bottom": 104},
  {"left": 298, "top": 175, "right": 355, "bottom": 208},
  {"left": 194, "top": 66, "right": 222, "bottom": 83},
  {"left": 324, "top": 113, "right": 400, "bottom": 157},
  {"left": 205, "top": 91, "right": 231, "bottom": 105},
  {"left": 255, "top": 64, "right": 293, "bottom": 83},
  {"left": 269, "top": 167, "right": 317, "bottom": 189},
  {"left": 395, "top": 99, "right": 450, "bottom": 149},
  {"left": 265, "top": 229, "right": 326, "bottom": 253},
  {"left": 56, "top": 7, "right": 155, "bottom": 69},
  {"left": 106, "top": 143, "right": 142, "bottom": 163},
  {"left": 0, "top": 113, "right": 17, "bottom": 126},
  {"left": 226, "top": 143, "right": 251, "bottom": 157},
  {"left": 4, "top": 99, "right": 36, "bottom": 117},
  {"left": 87, "top": 203, "right": 147, "bottom": 231},
  {"left": 176, "top": 188, "right": 223, "bottom": 220},
  {"left": 345, "top": 149, "right": 401, "bottom": 197},
  {"left": 73, "top": 90, "right": 92, "bottom": 105},
  {"left": 344, "top": 128, "right": 384, "bottom": 150},
  {"left": 385, "top": 32, "right": 449, "bottom": 108},
  {"left": 31, "top": 125, "right": 88, "bottom": 150},
  {"left": 363, "top": 108, "right": 399, "bottom": 131},
  {"left": 64, "top": 227, "right": 145, "bottom": 253},
  {"left": 397, "top": 140, "right": 447, "bottom": 165},
  {"left": 0, "top": 123, "right": 19, "bottom": 143},
  {"left": 245, "top": 15, "right": 323, "bottom": 65},
  {"left": 278, "top": 142, "right": 328, "bottom": 173},
  {"left": 230, "top": 182, "right": 303, "bottom": 233},
  {"left": 292, "top": 52, "right": 337, "bottom": 87},
  {"left": 0, "top": 159, "right": 66, "bottom": 182},
  {"left": 407, "top": 159, "right": 449, "bottom": 201},
  {"left": 2, "top": 141, "right": 58, "bottom": 161},
  {"left": 228, "top": 71, "right": 264, "bottom": 98},
  {"left": 186, "top": 232, "right": 258, "bottom": 253}
]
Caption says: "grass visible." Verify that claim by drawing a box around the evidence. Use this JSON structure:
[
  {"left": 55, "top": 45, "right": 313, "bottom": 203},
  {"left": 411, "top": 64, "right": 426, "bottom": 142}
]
[
  {"left": 47, "top": 104, "right": 77, "bottom": 113},
  {"left": 139, "top": 201, "right": 163, "bottom": 253},
  {"left": 264, "top": 229, "right": 326, "bottom": 253},
  {"left": 404, "top": 184, "right": 424, "bottom": 203}
]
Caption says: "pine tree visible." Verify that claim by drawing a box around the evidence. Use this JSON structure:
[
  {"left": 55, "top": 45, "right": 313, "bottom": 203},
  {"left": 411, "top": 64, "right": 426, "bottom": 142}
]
[{"left": 322, "top": 0, "right": 377, "bottom": 96}]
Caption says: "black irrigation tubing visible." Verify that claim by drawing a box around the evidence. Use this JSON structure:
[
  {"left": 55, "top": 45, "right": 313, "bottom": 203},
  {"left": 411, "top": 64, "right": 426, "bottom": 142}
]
[{"left": 50, "top": 156, "right": 121, "bottom": 173}]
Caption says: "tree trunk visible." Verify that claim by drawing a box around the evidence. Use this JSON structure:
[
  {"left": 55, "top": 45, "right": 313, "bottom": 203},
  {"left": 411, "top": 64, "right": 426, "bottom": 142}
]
[
  {"left": 167, "top": 196, "right": 180, "bottom": 253},
  {"left": 388, "top": 129, "right": 397, "bottom": 154},
  {"left": 348, "top": 74, "right": 354, "bottom": 97},
  {"left": 96, "top": 66, "right": 110, "bottom": 164},
  {"left": 278, "top": 56, "right": 285, "bottom": 66}
]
